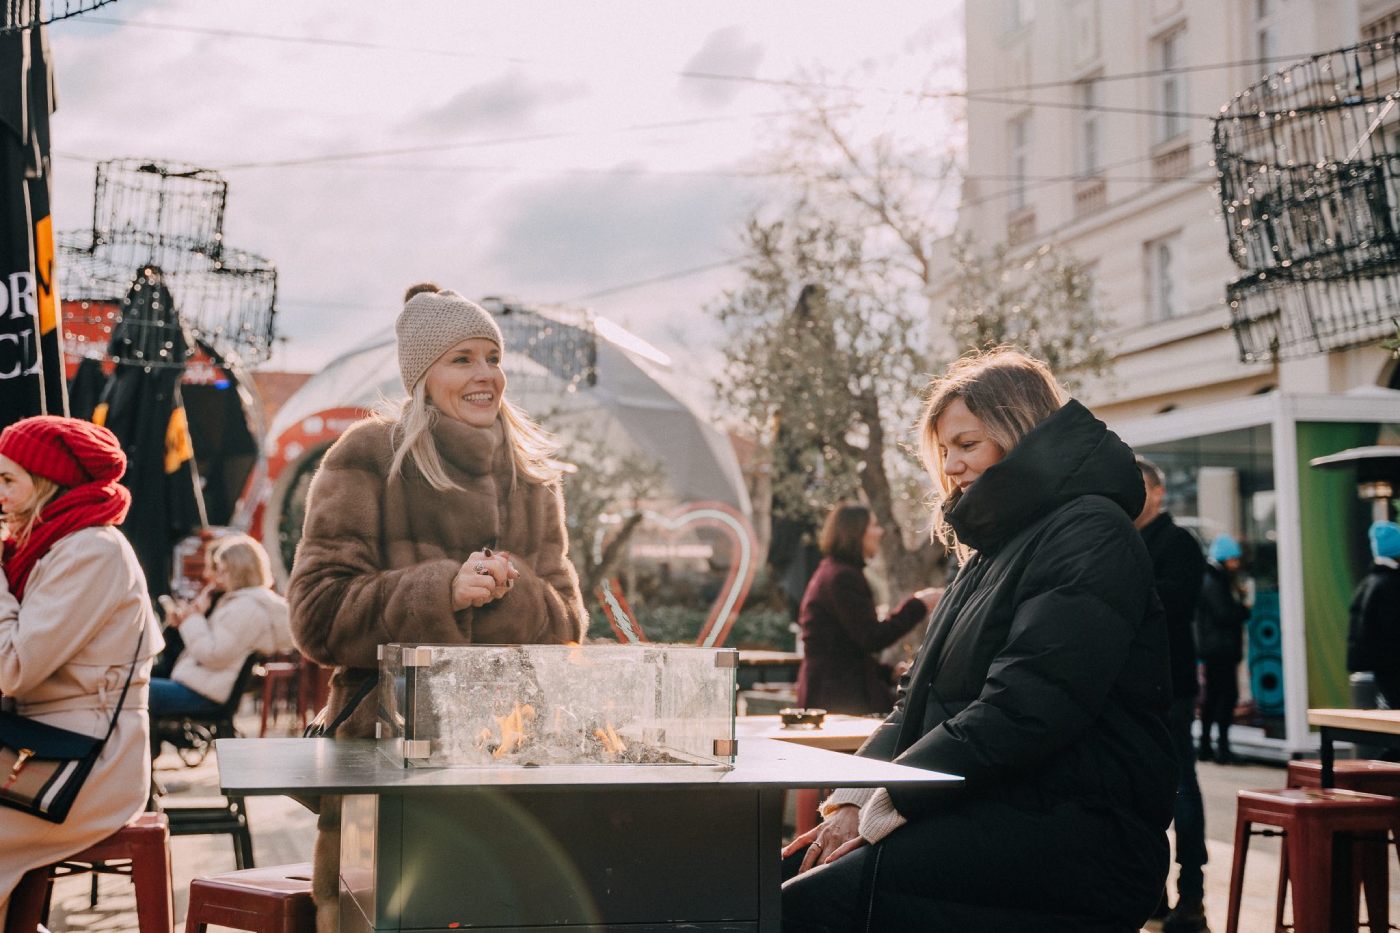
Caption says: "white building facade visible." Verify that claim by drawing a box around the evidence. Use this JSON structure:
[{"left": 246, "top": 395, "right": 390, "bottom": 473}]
[{"left": 954, "top": 0, "right": 1400, "bottom": 420}]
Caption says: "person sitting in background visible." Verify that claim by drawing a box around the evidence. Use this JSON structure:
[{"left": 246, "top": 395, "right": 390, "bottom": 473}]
[
  {"left": 1348, "top": 520, "right": 1400, "bottom": 709},
  {"left": 0, "top": 417, "right": 164, "bottom": 927},
  {"left": 1195, "top": 534, "right": 1250, "bottom": 765},
  {"left": 150, "top": 533, "right": 293, "bottom": 722},
  {"left": 796, "top": 502, "right": 941, "bottom": 716}
]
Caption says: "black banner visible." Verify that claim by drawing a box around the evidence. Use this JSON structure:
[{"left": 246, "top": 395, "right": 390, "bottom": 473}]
[{"left": 0, "top": 21, "right": 65, "bottom": 430}]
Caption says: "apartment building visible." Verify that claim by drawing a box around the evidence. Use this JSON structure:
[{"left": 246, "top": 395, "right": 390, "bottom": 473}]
[
  {"left": 946, "top": 0, "right": 1400, "bottom": 758},
  {"left": 952, "top": 0, "right": 1400, "bottom": 417}
]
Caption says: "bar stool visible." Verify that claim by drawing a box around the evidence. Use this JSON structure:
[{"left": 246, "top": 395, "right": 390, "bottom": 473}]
[
  {"left": 1226, "top": 787, "right": 1400, "bottom": 933},
  {"left": 257, "top": 656, "right": 304, "bottom": 736},
  {"left": 1287, "top": 758, "right": 1400, "bottom": 795},
  {"left": 4, "top": 812, "right": 173, "bottom": 933},
  {"left": 184, "top": 862, "right": 315, "bottom": 933}
]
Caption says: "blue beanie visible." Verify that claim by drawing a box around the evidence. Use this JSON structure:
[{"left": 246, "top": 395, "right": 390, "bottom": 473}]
[
  {"left": 1371, "top": 521, "right": 1400, "bottom": 561},
  {"left": 1209, "top": 534, "right": 1243, "bottom": 563}
]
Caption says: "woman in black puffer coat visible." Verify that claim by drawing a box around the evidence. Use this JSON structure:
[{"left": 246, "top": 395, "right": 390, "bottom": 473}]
[{"left": 781, "top": 349, "right": 1174, "bottom": 933}]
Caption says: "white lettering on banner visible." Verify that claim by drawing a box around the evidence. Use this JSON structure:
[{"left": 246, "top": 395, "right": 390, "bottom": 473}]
[
  {"left": 4, "top": 272, "right": 36, "bottom": 320},
  {"left": 0, "top": 329, "right": 38, "bottom": 379}
]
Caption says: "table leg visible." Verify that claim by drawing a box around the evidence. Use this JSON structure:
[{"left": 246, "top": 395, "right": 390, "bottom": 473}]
[{"left": 1321, "top": 727, "right": 1335, "bottom": 788}]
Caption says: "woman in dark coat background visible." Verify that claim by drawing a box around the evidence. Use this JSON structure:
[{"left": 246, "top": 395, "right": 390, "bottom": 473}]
[
  {"left": 796, "top": 503, "right": 941, "bottom": 716},
  {"left": 781, "top": 348, "right": 1174, "bottom": 933}
]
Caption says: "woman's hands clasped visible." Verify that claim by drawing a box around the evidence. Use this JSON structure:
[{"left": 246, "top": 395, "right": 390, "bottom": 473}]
[
  {"left": 780, "top": 804, "right": 869, "bottom": 874},
  {"left": 451, "top": 549, "right": 521, "bottom": 611}
]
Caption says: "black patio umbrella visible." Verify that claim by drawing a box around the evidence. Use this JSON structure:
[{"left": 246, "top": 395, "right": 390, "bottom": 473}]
[
  {"left": 0, "top": 17, "right": 66, "bottom": 429},
  {"left": 95, "top": 267, "right": 204, "bottom": 600}
]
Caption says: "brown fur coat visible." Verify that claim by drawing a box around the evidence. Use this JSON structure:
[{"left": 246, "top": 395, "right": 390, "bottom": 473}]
[{"left": 288, "top": 414, "right": 586, "bottom": 931}]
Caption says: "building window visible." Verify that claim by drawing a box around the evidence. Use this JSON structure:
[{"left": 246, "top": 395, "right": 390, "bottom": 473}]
[
  {"left": 1007, "top": 0, "right": 1034, "bottom": 32},
  {"left": 1146, "top": 234, "right": 1182, "bottom": 321},
  {"left": 1077, "top": 80, "right": 1101, "bottom": 177},
  {"left": 1156, "top": 30, "right": 1186, "bottom": 143},
  {"left": 1009, "top": 115, "right": 1031, "bottom": 210},
  {"left": 1255, "top": 0, "right": 1281, "bottom": 62}
]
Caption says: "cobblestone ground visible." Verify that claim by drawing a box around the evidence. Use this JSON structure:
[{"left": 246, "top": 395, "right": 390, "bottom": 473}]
[{"left": 33, "top": 714, "right": 1396, "bottom": 932}]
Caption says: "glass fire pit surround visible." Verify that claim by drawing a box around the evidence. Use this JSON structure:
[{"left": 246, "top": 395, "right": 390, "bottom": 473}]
[{"left": 376, "top": 643, "right": 738, "bottom": 769}]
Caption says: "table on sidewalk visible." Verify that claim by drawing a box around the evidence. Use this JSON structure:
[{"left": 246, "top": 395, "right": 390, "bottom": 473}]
[
  {"left": 216, "top": 736, "right": 958, "bottom": 932},
  {"left": 1308, "top": 708, "right": 1400, "bottom": 786},
  {"left": 737, "top": 715, "right": 885, "bottom": 833}
]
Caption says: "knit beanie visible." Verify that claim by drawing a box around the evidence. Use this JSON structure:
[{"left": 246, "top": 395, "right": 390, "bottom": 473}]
[
  {"left": 395, "top": 289, "right": 504, "bottom": 393},
  {"left": 1208, "top": 533, "right": 1243, "bottom": 563},
  {"left": 0, "top": 415, "right": 126, "bottom": 488},
  {"left": 1371, "top": 521, "right": 1400, "bottom": 561}
]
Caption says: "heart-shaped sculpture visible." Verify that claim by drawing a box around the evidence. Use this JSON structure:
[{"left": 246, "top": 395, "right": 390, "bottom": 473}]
[{"left": 597, "top": 501, "right": 759, "bottom": 648}]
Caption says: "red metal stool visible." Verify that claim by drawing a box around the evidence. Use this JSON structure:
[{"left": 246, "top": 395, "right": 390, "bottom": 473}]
[
  {"left": 184, "top": 861, "right": 315, "bottom": 933},
  {"left": 1226, "top": 787, "right": 1400, "bottom": 933},
  {"left": 1288, "top": 758, "right": 1400, "bottom": 794},
  {"left": 4, "top": 811, "right": 173, "bottom": 933},
  {"left": 257, "top": 657, "right": 304, "bottom": 736}
]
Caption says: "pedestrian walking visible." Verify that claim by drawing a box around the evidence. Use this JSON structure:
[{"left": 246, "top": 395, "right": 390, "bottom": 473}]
[
  {"left": 795, "top": 502, "right": 941, "bottom": 716},
  {"left": 1347, "top": 520, "right": 1400, "bottom": 708},
  {"left": 0, "top": 416, "right": 164, "bottom": 927},
  {"left": 288, "top": 284, "right": 587, "bottom": 933},
  {"left": 1196, "top": 534, "right": 1249, "bottom": 764},
  {"left": 1135, "top": 456, "right": 1208, "bottom": 932},
  {"left": 780, "top": 349, "right": 1174, "bottom": 932}
]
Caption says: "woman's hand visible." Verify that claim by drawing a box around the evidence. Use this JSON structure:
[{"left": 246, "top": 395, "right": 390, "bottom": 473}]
[
  {"left": 914, "top": 586, "right": 944, "bottom": 612},
  {"left": 452, "top": 550, "right": 519, "bottom": 610},
  {"left": 780, "top": 804, "right": 865, "bottom": 874},
  {"left": 192, "top": 585, "right": 213, "bottom": 616}
]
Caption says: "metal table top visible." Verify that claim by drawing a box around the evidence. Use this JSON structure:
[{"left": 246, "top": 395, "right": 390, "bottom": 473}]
[{"left": 215, "top": 737, "right": 961, "bottom": 796}]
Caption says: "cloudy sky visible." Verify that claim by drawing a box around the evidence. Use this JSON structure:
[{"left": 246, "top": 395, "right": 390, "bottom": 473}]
[{"left": 45, "top": 1, "right": 963, "bottom": 392}]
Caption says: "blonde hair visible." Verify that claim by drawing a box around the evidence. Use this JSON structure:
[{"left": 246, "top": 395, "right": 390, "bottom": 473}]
[
  {"left": 209, "top": 533, "right": 274, "bottom": 591},
  {"left": 387, "top": 381, "right": 562, "bottom": 492},
  {"left": 1, "top": 474, "right": 63, "bottom": 550},
  {"left": 919, "top": 347, "right": 1067, "bottom": 555}
]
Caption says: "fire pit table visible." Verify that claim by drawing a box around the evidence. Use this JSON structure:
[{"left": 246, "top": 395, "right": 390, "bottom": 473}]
[
  {"left": 216, "top": 643, "right": 961, "bottom": 931},
  {"left": 215, "top": 737, "right": 956, "bottom": 932}
]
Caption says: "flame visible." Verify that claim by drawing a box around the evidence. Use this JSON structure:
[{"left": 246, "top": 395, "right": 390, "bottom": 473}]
[
  {"left": 593, "top": 722, "right": 627, "bottom": 755},
  {"left": 477, "top": 703, "right": 537, "bottom": 759}
]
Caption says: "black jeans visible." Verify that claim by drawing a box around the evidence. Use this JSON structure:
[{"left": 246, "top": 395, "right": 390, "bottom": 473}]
[
  {"left": 1199, "top": 657, "right": 1238, "bottom": 754},
  {"left": 780, "top": 795, "right": 1162, "bottom": 932},
  {"left": 1167, "top": 696, "right": 1207, "bottom": 903}
]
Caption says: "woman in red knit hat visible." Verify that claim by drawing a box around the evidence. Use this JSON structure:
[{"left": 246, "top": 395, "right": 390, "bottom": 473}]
[{"left": 0, "top": 416, "right": 164, "bottom": 925}]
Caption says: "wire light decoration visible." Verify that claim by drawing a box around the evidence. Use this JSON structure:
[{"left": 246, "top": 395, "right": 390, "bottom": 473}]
[
  {"left": 59, "top": 159, "right": 278, "bottom": 368},
  {"left": 1214, "top": 36, "right": 1400, "bottom": 362},
  {"left": 482, "top": 297, "right": 598, "bottom": 393},
  {"left": 3, "top": 0, "right": 119, "bottom": 33}
]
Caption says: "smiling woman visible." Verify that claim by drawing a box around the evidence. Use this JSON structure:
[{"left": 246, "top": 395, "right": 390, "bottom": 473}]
[{"left": 287, "top": 285, "right": 586, "bottom": 933}]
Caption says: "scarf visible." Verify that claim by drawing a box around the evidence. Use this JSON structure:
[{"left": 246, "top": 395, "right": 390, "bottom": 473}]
[{"left": 3, "top": 481, "right": 132, "bottom": 600}]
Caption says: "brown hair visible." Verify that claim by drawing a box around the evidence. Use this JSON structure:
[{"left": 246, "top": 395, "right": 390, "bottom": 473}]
[
  {"left": 209, "top": 533, "right": 274, "bottom": 591},
  {"left": 919, "top": 347, "right": 1067, "bottom": 555},
  {"left": 819, "top": 502, "right": 872, "bottom": 565}
]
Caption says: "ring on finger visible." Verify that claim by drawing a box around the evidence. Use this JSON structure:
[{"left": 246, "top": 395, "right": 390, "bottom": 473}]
[{"left": 474, "top": 562, "right": 486, "bottom": 574}]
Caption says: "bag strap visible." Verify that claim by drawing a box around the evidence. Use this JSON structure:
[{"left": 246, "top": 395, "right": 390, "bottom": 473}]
[
  {"left": 318, "top": 672, "right": 379, "bottom": 737},
  {"left": 99, "top": 626, "right": 147, "bottom": 746}
]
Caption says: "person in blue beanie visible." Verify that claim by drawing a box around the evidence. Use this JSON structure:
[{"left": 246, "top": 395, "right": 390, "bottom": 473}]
[
  {"left": 1195, "top": 534, "right": 1250, "bottom": 764},
  {"left": 1347, "top": 521, "right": 1400, "bottom": 709}
]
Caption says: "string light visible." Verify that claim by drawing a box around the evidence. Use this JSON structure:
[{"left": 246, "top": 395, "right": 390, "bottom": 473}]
[{"left": 1215, "top": 35, "right": 1400, "bottom": 362}]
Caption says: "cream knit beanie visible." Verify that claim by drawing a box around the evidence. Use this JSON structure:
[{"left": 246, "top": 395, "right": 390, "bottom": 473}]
[{"left": 395, "top": 289, "right": 505, "bottom": 393}]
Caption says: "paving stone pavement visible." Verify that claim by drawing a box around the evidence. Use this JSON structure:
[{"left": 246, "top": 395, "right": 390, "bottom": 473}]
[{"left": 29, "top": 715, "right": 1398, "bottom": 932}]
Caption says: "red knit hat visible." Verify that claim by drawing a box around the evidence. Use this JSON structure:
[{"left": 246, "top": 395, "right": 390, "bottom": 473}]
[{"left": 0, "top": 416, "right": 126, "bottom": 488}]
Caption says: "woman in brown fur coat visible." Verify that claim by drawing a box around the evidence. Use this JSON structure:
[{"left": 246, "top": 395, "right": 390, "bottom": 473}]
[{"left": 289, "top": 285, "right": 587, "bottom": 932}]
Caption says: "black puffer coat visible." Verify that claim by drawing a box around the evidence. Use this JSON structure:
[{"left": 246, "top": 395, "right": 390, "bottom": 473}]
[{"left": 856, "top": 400, "right": 1174, "bottom": 930}]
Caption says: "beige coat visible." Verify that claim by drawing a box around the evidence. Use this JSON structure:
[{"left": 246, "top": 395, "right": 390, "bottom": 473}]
[
  {"left": 289, "top": 415, "right": 586, "bottom": 932},
  {"left": 0, "top": 525, "right": 164, "bottom": 922},
  {"left": 173, "top": 586, "right": 293, "bottom": 704}
]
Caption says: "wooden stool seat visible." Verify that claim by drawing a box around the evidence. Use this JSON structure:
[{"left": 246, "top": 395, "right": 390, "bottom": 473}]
[
  {"left": 4, "top": 812, "right": 173, "bottom": 933},
  {"left": 1227, "top": 787, "right": 1400, "bottom": 933},
  {"left": 184, "top": 861, "right": 315, "bottom": 933},
  {"left": 1288, "top": 758, "right": 1400, "bottom": 794}
]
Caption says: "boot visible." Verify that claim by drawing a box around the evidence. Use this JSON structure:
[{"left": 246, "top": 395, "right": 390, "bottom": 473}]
[
  {"left": 1162, "top": 899, "right": 1208, "bottom": 932},
  {"left": 1197, "top": 735, "right": 1213, "bottom": 762}
]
